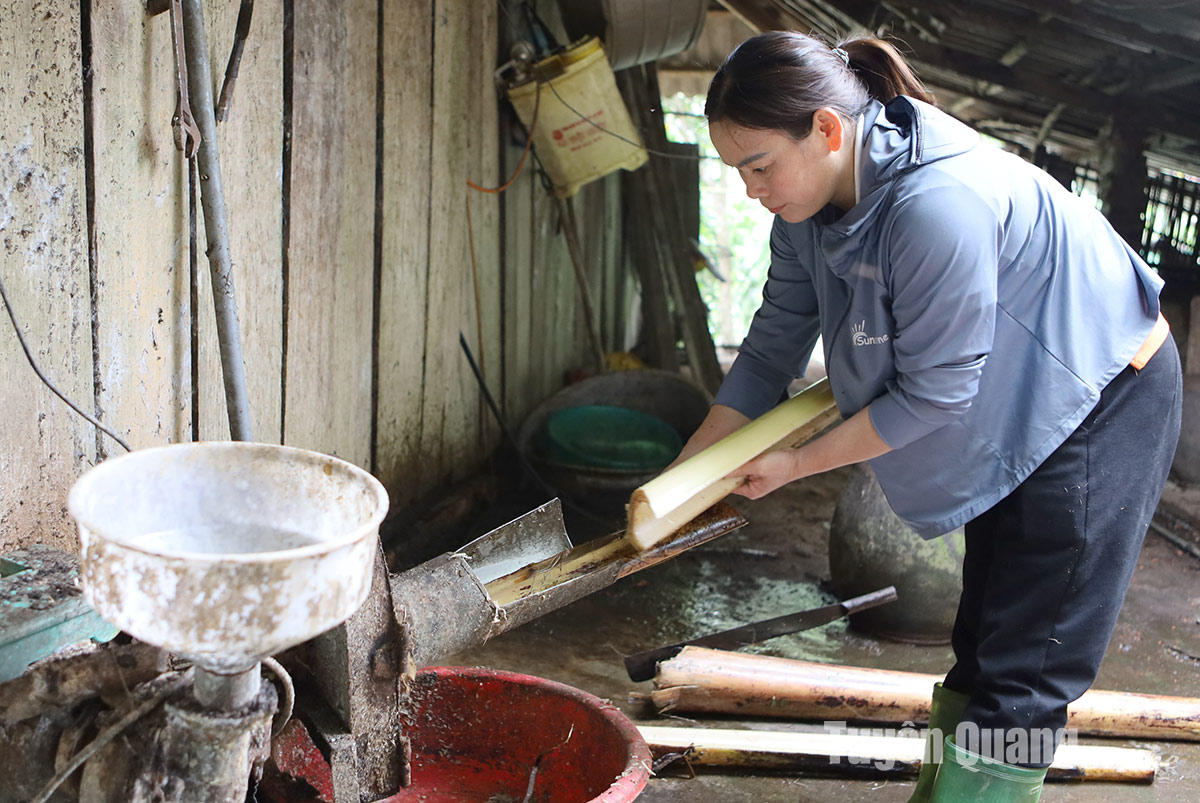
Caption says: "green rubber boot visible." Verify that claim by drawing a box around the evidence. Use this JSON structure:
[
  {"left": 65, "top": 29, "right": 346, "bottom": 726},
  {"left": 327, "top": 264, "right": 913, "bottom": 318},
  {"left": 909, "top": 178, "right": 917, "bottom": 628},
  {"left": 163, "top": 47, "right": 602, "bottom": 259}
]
[
  {"left": 929, "top": 735, "right": 1048, "bottom": 802},
  {"left": 907, "top": 683, "right": 970, "bottom": 803}
]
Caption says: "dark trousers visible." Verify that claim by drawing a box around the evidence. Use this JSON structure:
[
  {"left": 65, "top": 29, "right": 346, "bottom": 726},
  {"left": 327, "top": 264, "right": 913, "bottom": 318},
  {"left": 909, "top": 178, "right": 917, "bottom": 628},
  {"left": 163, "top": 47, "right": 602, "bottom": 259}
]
[{"left": 943, "top": 335, "right": 1182, "bottom": 766}]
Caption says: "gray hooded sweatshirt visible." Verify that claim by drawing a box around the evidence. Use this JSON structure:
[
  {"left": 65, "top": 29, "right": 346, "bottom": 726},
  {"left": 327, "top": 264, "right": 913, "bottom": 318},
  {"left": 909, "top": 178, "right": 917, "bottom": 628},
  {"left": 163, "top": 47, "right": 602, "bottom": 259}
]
[{"left": 715, "top": 96, "right": 1164, "bottom": 538}]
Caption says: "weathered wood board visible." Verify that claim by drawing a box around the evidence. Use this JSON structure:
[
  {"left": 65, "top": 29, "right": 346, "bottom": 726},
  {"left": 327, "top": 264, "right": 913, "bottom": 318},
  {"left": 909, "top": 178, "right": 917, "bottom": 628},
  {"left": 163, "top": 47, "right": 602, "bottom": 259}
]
[
  {"left": 0, "top": 0, "right": 632, "bottom": 556},
  {"left": 418, "top": 0, "right": 477, "bottom": 488},
  {"left": 89, "top": 3, "right": 190, "bottom": 451},
  {"left": 194, "top": 0, "right": 284, "bottom": 443},
  {"left": 375, "top": 0, "right": 432, "bottom": 503},
  {"left": 283, "top": 0, "right": 376, "bottom": 468},
  {"left": 0, "top": 0, "right": 95, "bottom": 553},
  {"left": 467, "top": 0, "right": 501, "bottom": 455}
]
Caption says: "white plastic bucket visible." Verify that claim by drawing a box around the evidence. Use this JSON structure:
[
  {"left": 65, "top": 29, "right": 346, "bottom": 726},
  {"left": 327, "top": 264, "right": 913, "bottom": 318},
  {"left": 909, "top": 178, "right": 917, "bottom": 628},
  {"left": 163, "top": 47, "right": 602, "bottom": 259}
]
[{"left": 508, "top": 38, "right": 648, "bottom": 198}]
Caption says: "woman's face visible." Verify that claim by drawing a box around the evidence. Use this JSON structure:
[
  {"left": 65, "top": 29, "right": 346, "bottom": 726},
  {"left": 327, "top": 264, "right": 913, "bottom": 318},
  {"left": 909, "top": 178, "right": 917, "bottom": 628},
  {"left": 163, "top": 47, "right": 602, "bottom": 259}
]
[{"left": 709, "top": 110, "right": 853, "bottom": 222}]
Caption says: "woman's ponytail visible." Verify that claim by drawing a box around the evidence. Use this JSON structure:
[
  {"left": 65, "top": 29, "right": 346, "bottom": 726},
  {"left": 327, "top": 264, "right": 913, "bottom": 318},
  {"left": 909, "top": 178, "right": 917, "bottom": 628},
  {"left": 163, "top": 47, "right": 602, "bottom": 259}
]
[{"left": 839, "top": 35, "right": 935, "bottom": 106}]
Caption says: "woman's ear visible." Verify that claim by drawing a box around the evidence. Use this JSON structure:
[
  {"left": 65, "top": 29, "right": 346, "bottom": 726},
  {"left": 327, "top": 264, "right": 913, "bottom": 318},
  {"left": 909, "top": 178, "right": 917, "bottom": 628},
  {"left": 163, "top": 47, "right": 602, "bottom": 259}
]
[{"left": 812, "top": 107, "right": 846, "bottom": 152}]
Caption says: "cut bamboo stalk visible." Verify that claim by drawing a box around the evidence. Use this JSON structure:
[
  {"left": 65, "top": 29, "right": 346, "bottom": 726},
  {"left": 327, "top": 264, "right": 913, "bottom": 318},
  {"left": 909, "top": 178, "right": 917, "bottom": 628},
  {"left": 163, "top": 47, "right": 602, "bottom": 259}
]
[
  {"left": 626, "top": 379, "right": 839, "bottom": 551},
  {"left": 638, "top": 725, "right": 1158, "bottom": 783},
  {"left": 650, "top": 647, "right": 1200, "bottom": 742}
]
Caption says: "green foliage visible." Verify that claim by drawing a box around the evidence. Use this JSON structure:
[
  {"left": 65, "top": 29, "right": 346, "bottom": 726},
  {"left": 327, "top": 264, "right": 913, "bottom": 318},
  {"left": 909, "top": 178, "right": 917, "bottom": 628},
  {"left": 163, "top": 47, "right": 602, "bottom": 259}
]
[{"left": 662, "top": 92, "right": 774, "bottom": 347}]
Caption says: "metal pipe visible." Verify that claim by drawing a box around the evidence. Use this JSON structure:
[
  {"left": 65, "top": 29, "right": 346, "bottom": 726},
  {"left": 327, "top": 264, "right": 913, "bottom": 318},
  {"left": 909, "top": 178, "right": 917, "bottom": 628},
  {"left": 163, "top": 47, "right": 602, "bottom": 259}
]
[
  {"left": 194, "top": 664, "right": 262, "bottom": 710},
  {"left": 180, "top": 0, "right": 254, "bottom": 441}
]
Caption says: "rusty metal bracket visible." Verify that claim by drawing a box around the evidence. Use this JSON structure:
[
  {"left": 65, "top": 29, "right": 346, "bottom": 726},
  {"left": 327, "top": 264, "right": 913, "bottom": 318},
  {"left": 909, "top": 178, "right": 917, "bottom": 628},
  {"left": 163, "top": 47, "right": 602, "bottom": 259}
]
[{"left": 168, "top": 0, "right": 201, "bottom": 159}]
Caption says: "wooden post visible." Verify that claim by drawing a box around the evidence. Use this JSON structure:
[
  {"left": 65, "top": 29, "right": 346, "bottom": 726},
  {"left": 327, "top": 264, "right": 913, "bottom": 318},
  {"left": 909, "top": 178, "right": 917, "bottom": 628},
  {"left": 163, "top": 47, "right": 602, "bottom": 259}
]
[
  {"left": 1186, "top": 295, "right": 1200, "bottom": 375},
  {"left": 621, "top": 171, "right": 677, "bottom": 370},
  {"left": 1097, "top": 117, "right": 1150, "bottom": 252},
  {"left": 619, "top": 66, "right": 724, "bottom": 393}
]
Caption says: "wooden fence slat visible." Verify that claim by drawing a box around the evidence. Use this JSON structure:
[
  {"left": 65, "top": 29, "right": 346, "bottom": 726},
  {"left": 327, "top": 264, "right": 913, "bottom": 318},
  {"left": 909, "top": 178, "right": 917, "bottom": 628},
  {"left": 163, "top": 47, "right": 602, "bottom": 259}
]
[
  {"left": 196, "top": 0, "right": 284, "bottom": 443},
  {"left": 534, "top": 176, "right": 563, "bottom": 404},
  {"left": 604, "top": 173, "right": 628, "bottom": 351},
  {"left": 420, "top": 0, "right": 473, "bottom": 483},
  {"left": 501, "top": 121, "right": 535, "bottom": 422},
  {"left": 90, "top": 3, "right": 190, "bottom": 453},
  {"left": 0, "top": 0, "right": 95, "bottom": 553},
  {"left": 376, "top": 0, "right": 433, "bottom": 503},
  {"left": 284, "top": 0, "right": 376, "bottom": 467},
  {"left": 472, "top": 0, "right": 502, "bottom": 452}
]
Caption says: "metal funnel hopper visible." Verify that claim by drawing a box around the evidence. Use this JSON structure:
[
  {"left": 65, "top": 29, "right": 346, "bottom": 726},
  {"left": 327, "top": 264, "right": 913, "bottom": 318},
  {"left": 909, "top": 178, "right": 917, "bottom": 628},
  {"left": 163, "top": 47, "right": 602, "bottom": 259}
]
[{"left": 68, "top": 442, "right": 389, "bottom": 675}]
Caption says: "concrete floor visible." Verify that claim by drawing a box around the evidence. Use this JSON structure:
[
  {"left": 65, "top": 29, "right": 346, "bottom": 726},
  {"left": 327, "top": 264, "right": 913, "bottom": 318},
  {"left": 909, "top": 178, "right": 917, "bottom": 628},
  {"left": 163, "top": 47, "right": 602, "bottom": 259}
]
[{"left": 441, "top": 467, "right": 1200, "bottom": 802}]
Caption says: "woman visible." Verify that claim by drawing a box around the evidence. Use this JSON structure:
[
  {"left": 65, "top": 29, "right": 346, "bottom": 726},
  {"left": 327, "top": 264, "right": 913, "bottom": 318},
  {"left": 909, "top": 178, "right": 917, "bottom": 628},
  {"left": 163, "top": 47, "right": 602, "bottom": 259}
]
[{"left": 683, "top": 31, "right": 1182, "bottom": 801}]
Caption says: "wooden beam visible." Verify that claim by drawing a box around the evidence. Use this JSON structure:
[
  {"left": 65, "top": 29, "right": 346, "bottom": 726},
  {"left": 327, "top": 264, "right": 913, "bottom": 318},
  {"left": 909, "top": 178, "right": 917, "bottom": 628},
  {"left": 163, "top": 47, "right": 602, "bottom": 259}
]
[
  {"left": 1001, "top": 0, "right": 1200, "bottom": 66},
  {"left": 1142, "top": 65, "right": 1200, "bottom": 94},
  {"left": 901, "top": 41, "right": 1200, "bottom": 146},
  {"left": 717, "top": 0, "right": 1200, "bottom": 147},
  {"left": 906, "top": 41, "right": 1113, "bottom": 118},
  {"left": 715, "top": 0, "right": 805, "bottom": 34}
]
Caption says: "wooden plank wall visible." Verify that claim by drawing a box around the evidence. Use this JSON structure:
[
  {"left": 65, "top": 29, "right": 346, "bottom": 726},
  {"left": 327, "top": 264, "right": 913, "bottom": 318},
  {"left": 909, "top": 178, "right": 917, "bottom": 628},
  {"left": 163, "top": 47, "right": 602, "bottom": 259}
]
[
  {"left": 89, "top": 0, "right": 189, "bottom": 455},
  {"left": 375, "top": 0, "right": 433, "bottom": 503},
  {"left": 196, "top": 0, "right": 284, "bottom": 444},
  {"left": 283, "top": 0, "right": 376, "bottom": 466},
  {"left": 0, "top": 0, "right": 94, "bottom": 554},
  {"left": 0, "top": 0, "right": 630, "bottom": 554}
]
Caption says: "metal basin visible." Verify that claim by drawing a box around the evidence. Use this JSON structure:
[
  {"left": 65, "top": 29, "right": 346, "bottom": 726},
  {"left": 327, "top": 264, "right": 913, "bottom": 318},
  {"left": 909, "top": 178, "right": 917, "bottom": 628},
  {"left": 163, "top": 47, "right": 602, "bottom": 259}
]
[{"left": 68, "top": 442, "right": 389, "bottom": 674}]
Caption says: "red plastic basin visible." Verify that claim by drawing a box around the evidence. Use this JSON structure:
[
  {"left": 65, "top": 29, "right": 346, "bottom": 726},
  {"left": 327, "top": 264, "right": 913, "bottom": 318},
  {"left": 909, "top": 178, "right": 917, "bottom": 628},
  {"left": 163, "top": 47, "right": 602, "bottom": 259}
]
[
  {"left": 266, "top": 667, "right": 650, "bottom": 802},
  {"left": 383, "top": 666, "right": 651, "bottom": 802}
]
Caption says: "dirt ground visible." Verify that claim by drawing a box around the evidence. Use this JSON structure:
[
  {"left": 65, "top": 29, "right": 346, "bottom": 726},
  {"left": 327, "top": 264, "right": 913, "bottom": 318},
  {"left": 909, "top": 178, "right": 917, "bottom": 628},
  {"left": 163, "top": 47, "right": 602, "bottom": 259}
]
[{"left": 440, "top": 464, "right": 1200, "bottom": 802}]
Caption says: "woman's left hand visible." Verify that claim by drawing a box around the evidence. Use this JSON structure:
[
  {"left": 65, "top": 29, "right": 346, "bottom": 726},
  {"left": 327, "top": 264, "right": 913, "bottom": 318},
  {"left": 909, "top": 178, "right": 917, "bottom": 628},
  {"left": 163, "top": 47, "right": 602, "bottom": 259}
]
[{"left": 728, "top": 449, "right": 808, "bottom": 499}]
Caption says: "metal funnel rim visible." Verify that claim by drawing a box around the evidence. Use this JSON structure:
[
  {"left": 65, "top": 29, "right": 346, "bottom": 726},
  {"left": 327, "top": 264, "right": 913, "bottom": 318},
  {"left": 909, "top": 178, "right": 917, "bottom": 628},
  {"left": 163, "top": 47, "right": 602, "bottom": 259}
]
[{"left": 68, "top": 441, "right": 390, "bottom": 563}]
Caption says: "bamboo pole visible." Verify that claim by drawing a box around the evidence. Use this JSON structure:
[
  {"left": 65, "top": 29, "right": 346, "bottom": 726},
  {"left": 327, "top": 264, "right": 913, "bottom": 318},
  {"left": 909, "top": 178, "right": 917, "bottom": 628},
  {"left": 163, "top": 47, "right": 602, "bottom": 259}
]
[
  {"left": 650, "top": 647, "right": 1200, "bottom": 742},
  {"left": 626, "top": 379, "right": 839, "bottom": 551},
  {"left": 638, "top": 725, "right": 1158, "bottom": 783}
]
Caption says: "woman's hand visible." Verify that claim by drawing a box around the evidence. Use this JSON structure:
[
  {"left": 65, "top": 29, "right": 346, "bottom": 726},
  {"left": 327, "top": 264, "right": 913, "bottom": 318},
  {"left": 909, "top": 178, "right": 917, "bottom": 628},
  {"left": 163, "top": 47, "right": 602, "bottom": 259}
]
[
  {"left": 729, "top": 404, "right": 894, "bottom": 500},
  {"left": 728, "top": 449, "right": 807, "bottom": 499}
]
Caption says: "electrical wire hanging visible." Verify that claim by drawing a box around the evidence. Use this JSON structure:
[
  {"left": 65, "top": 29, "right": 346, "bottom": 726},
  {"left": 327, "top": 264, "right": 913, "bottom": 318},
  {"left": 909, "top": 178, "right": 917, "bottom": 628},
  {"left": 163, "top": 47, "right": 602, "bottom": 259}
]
[
  {"left": 542, "top": 77, "right": 715, "bottom": 161},
  {"left": 469, "top": 84, "right": 541, "bottom": 194},
  {"left": 0, "top": 271, "right": 131, "bottom": 452}
]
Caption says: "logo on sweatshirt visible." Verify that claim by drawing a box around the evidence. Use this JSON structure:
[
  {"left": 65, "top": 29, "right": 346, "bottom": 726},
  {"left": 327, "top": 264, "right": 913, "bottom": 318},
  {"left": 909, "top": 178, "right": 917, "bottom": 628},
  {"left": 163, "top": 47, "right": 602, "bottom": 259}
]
[{"left": 851, "top": 320, "right": 890, "bottom": 347}]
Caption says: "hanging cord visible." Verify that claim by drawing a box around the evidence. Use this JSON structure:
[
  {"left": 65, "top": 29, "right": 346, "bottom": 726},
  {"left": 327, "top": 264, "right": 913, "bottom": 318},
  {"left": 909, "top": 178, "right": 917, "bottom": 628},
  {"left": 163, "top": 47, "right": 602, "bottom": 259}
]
[
  {"left": 31, "top": 667, "right": 194, "bottom": 803},
  {"left": 542, "top": 78, "right": 711, "bottom": 161},
  {"left": 468, "top": 84, "right": 540, "bottom": 194},
  {"left": 0, "top": 272, "right": 131, "bottom": 452}
]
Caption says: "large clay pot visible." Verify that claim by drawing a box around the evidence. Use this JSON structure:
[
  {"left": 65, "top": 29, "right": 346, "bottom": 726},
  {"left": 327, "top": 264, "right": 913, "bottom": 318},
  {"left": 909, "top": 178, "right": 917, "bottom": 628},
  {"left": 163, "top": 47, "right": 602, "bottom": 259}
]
[
  {"left": 1171, "top": 376, "right": 1200, "bottom": 484},
  {"left": 828, "top": 464, "right": 965, "bottom": 644}
]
